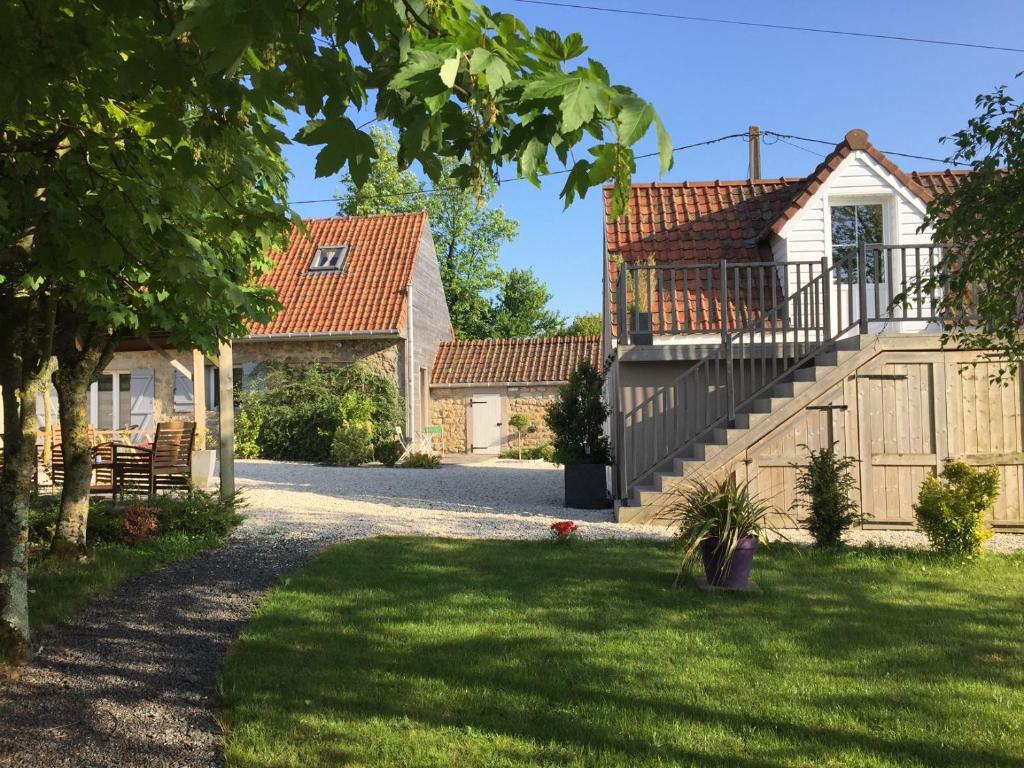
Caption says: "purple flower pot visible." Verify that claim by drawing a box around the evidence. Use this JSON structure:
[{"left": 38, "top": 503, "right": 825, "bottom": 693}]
[{"left": 700, "top": 535, "right": 759, "bottom": 588}]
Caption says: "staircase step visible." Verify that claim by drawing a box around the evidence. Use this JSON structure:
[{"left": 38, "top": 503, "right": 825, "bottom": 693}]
[
  {"left": 772, "top": 378, "right": 815, "bottom": 399},
  {"left": 792, "top": 367, "right": 819, "bottom": 382},
  {"left": 733, "top": 410, "right": 770, "bottom": 429}
]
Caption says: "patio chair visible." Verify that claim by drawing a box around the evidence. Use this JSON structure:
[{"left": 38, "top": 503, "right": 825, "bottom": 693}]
[
  {"left": 113, "top": 420, "right": 196, "bottom": 499},
  {"left": 47, "top": 425, "right": 114, "bottom": 496}
]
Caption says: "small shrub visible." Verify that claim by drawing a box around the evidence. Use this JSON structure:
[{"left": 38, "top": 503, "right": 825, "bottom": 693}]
[
  {"left": 122, "top": 504, "right": 160, "bottom": 545},
  {"left": 235, "top": 398, "right": 264, "bottom": 459},
  {"left": 792, "top": 443, "right": 861, "bottom": 548},
  {"left": 155, "top": 488, "right": 246, "bottom": 537},
  {"left": 329, "top": 390, "right": 376, "bottom": 466},
  {"left": 374, "top": 440, "right": 404, "bottom": 467},
  {"left": 914, "top": 461, "right": 999, "bottom": 557},
  {"left": 499, "top": 444, "right": 555, "bottom": 462},
  {"left": 400, "top": 451, "right": 441, "bottom": 469},
  {"left": 330, "top": 420, "right": 374, "bottom": 465},
  {"left": 508, "top": 413, "right": 531, "bottom": 459},
  {"left": 545, "top": 361, "right": 610, "bottom": 466}
]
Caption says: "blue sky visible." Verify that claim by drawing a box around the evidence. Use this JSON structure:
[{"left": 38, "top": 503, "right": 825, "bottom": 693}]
[{"left": 282, "top": 0, "right": 1024, "bottom": 319}]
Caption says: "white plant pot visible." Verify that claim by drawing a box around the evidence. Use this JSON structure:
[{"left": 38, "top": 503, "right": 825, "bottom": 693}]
[{"left": 191, "top": 449, "right": 217, "bottom": 489}]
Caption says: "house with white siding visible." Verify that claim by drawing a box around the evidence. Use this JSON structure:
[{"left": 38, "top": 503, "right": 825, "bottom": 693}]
[{"left": 604, "top": 129, "right": 1024, "bottom": 530}]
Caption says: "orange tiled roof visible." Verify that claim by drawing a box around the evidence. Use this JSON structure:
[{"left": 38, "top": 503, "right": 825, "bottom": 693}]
[
  {"left": 249, "top": 213, "right": 428, "bottom": 336},
  {"left": 432, "top": 336, "right": 602, "bottom": 385}
]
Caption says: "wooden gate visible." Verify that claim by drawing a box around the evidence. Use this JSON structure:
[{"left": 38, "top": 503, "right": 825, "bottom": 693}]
[{"left": 740, "top": 348, "right": 1024, "bottom": 529}]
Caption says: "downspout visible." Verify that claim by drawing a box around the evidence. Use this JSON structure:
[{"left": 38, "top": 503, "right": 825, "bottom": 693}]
[{"left": 406, "top": 281, "right": 415, "bottom": 436}]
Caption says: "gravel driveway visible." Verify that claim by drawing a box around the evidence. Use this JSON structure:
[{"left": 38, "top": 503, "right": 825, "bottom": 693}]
[{"left": 0, "top": 459, "right": 665, "bottom": 768}]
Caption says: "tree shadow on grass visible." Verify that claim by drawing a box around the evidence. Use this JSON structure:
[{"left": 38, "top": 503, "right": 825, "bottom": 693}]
[{"left": 221, "top": 538, "right": 1024, "bottom": 768}]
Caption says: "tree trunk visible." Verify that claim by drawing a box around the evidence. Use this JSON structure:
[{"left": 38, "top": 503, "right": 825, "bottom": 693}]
[
  {"left": 0, "top": 290, "right": 54, "bottom": 664},
  {"left": 50, "top": 372, "right": 93, "bottom": 557},
  {"left": 50, "top": 320, "right": 117, "bottom": 558},
  {"left": 0, "top": 373, "right": 40, "bottom": 664}
]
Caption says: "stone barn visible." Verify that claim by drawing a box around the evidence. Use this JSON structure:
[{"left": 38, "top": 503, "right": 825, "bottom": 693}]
[{"left": 429, "top": 336, "right": 601, "bottom": 455}]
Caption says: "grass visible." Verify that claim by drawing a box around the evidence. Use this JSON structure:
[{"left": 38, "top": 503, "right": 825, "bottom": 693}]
[
  {"left": 219, "top": 538, "right": 1024, "bottom": 768},
  {"left": 28, "top": 532, "right": 225, "bottom": 640}
]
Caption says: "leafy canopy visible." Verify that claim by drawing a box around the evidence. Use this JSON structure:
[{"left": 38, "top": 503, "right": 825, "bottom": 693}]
[
  {"left": 338, "top": 126, "right": 515, "bottom": 339},
  {"left": 914, "top": 82, "right": 1024, "bottom": 373},
  {"left": 560, "top": 312, "right": 603, "bottom": 337},
  {"left": 490, "top": 267, "right": 566, "bottom": 338}
]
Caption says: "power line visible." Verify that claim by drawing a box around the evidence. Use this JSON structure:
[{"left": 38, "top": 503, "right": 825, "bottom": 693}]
[
  {"left": 287, "top": 128, "right": 968, "bottom": 206},
  {"left": 508, "top": 0, "right": 1024, "bottom": 54},
  {"left": 289, "top": 131, "right": 749, "bottom": 205},
  {"left": 762, "top": 131, "right": 970, "bottom": 166}
]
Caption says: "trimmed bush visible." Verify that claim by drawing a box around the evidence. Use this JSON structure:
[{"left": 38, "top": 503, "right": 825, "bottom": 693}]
[
  {"left": 329, "top": 391, "right": 376, "bottom": 466},
  {"left": 400, "top": 451, "right": 441, "bottom": 469},
  {"left": 545, "top": 361, "right": 610, "bottom": 466},
  {"left": 914, "top": 461, "right": 999, "bottom": 557},
  {"left": 498, "top": 444, "right": 555, "bottom": 462},
  {"left": 374, "top": 440, "right": 404, "bottom": 467},
  {"left": 236, "top": 363, "right": 404, "bottom": 463},
  {"left": 793, "top": 443, "right": 861, "bottom": 548}
]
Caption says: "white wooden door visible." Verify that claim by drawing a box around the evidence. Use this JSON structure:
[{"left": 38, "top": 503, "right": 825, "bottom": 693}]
[{"left": 470, "top": 394, "right": 503, "bottom": 454}]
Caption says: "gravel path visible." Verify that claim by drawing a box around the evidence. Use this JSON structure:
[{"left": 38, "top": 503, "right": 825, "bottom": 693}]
[
  {"left": 1, "top": 458, "right": 1020, "bottom": 768},
  {"left": 0, "top": 459, "right": 664, "bottom": 768}
]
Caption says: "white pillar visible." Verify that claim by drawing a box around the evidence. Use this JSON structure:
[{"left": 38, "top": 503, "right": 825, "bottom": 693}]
[
  {"left": 191, "top": 349, "right": 206, "bottom": 446},
  {"left": 217, "top": 340, "right": 234, "bottom": 498}
]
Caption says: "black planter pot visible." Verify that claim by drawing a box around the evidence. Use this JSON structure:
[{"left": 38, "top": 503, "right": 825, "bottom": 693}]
[
  {"left": 631, "top": 311, "right": 653, "bottom": 345},
  {"left": 564, "top": 463, "right": 610, "bottom": 509},
  {"left": 700, "top": 535, "right": 759, "bottom": 588}
]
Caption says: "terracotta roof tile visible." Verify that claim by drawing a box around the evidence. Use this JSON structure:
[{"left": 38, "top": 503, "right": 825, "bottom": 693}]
[
  {"left": 249, "top": 212, "right": 427, "bottom": 336},
  {"left": 432, "top": 336, "right": 602, "bottom": 385}
]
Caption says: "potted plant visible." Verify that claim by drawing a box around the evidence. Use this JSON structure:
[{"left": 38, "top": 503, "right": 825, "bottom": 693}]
[
  {"left": 508, "top": 413, "right": 530, "bottom": 459},
  {"left": 191, "top": 430, "right": 217, "bottom": 489},
  {"left": 614, "top": 254, "right": 656, "bottom": 345},
  {"left": 670, "top": 476, "right": 777, "bottom": 589},
  {"left": 545, "top": 361, "right": 611, "bottom": 509}
]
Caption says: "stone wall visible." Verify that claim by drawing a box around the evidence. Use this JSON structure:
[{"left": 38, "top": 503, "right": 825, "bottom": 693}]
[
  {"left": 428, "top": 383, "right": 562, "bottom": 455},
  {"left": 233, "top": 337, "right": 401, "bottom": 386}
]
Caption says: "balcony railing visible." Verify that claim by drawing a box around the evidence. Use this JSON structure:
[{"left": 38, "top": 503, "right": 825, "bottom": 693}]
[{"left": 615, "top": 245, "right": 947, "bottom": 345}]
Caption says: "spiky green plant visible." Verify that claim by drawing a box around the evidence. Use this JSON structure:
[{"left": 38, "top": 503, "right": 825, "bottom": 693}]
[{"left": 668, "top": 476, "right": 779, "bottom": 587}]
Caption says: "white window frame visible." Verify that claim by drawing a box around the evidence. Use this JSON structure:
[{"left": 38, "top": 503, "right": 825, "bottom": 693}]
[
  {"left": 91, "top": 370, "right": 132, "bottom": 430},
  {"left": 825, "top": 194, "right": 897, "bottom": 283},
  {"left": 309, "top": 244, "right": 348, "bottom": 273}
]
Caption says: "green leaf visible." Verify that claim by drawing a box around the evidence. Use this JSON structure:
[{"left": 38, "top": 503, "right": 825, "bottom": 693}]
[
  {"left": 614, "top": 94, "right": 654, "bottom": 146},
  {"left": 655, "top": 114, "right": 674, "bottom": 173},
  {"left": 559, "top": 77, "right": 602, "bottom": 133},
  {"left": 439, "top": 55, "right": 460, "bottom": 88}
]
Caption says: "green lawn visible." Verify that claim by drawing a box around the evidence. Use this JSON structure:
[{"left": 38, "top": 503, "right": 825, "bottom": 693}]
[
  {"left": 220, "top": 538, "right": 1024, "bottom": 768},
  {"left": 29, "top": 532, "right": 224, "bottom": 639}
]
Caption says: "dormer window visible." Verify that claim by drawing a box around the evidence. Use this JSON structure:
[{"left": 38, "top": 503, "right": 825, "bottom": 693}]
[
  {"left": 831, "top": 203, "right": 884, "bottom": 284},
  {"left": 310, "top": 245, "right": 348, "bottom": 273}
]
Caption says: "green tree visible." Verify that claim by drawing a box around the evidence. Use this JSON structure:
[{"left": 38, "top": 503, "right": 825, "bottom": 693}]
[
  {"left": 560, "top": 312, "right": 603, "bottom": 337},
  {"left": 913, "top": 82, "right": 1024, "bottom": 373},
  {"left": 339, "top": 127, "right": 516, "bottom": 339},
  {"left": 491, "top": 268, "right": 566, "bottom": 338},
  {"left": 0, "top": 0, "right": 669, "bottom": 661}
]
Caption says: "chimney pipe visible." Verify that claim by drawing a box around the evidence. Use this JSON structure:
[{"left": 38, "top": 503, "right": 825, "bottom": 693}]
[{"left": 748, "top": 125, "right": 762, "bottom": 181}]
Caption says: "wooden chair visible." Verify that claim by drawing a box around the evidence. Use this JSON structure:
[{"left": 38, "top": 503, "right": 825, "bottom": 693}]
[
  {"left": 48, "top": 425, "right": 114, "bottom": 496},
  {"left": 113, "top": 421, "right": 196, "bottom": 500}
]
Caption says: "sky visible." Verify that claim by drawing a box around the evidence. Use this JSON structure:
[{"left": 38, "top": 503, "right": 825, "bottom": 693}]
[{"left": 282, "top": 0, "right": 1024, "bottom": 319}]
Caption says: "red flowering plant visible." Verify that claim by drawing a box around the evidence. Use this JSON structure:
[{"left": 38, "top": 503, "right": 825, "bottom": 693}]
[
  {"left": 550, "top": 520, "right": 580, "bottom": 543},
  {"left": 123, "top": 504, "right": 161, "bottom": 545}
]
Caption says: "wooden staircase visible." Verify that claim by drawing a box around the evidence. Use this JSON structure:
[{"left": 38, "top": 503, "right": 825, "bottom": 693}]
[{"left": 618, "top": 334, "right": 880, "bottom": 524}]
